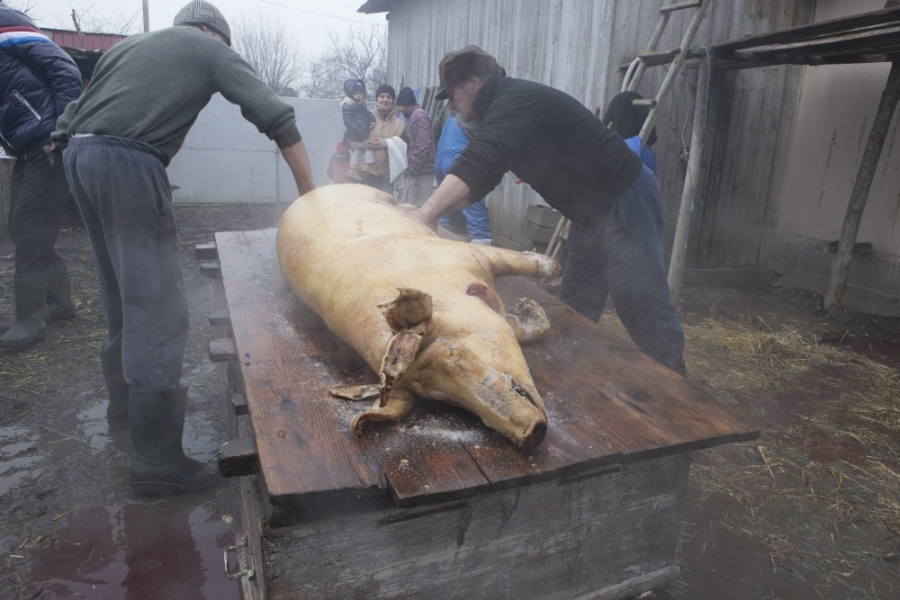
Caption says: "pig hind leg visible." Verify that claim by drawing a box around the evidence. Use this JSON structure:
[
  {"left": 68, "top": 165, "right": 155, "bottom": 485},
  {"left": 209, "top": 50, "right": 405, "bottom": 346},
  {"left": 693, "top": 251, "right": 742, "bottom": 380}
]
[{"left": 473, "top": 247, "right": 561, "bottom": 280}]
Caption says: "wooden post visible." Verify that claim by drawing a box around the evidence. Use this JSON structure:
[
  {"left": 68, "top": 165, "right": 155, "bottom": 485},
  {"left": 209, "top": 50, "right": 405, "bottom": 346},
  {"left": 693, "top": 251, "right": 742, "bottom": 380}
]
[
  {"left": 668, "top": 55, "right": 711, "bottom": 304},
  {"left": 823, "top": 61, "right": 900, "bottom": 314},
  {"left": 143, "top": 0, "right": 150, "bottom": 33}
]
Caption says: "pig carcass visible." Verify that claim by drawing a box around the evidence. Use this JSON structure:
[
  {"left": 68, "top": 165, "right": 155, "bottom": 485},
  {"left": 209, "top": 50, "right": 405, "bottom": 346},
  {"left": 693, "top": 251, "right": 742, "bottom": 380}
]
[{"left": 275, "top": 184, "right": 560, "bottom": 451}]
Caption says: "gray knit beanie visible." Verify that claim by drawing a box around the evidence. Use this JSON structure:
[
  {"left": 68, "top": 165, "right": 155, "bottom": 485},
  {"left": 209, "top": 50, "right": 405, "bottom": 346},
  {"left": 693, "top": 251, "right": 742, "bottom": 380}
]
[{"left": 173, "top": 0, "right": 232, "bottom": 47}]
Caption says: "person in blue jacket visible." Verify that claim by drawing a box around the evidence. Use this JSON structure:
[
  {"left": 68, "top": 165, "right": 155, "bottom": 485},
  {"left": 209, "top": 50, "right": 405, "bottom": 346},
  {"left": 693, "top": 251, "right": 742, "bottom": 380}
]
[
  {"left": 433, "top": 105, "right": 492, "bottom": 245},
  {"left": 0, "top": 1, "right": 83, "bottom": 351}
]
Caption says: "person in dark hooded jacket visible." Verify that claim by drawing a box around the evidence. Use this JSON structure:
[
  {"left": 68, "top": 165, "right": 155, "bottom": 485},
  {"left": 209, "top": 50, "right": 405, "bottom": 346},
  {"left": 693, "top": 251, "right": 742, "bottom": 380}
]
[
  {"left": 0, "top": 1, "right": 83, "bottom": 352},
  {"left": 602, "top": 91, "right": 657, "bottom": 174},
  {"left": 341, "top": 78, "right": 376, "bottom": 176}
]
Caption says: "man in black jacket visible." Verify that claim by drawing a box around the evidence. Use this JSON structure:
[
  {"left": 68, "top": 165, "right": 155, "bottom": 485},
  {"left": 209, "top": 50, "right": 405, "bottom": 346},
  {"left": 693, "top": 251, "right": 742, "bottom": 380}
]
[
  {"left": 412, "top": 46, "right": 685, "bottom": 375},
  {"left": 0, "top": 1, "right": 83, "bottom": 351}
]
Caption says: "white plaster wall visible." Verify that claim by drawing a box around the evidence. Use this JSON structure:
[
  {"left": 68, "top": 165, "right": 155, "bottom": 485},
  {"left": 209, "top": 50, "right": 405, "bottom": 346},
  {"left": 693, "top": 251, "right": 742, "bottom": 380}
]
[
  {"left": 777, "top": 0, "right": 900, "bottom": 255},
  {"left": 166, "top": 95, "right": 344, "bottom": 204}
]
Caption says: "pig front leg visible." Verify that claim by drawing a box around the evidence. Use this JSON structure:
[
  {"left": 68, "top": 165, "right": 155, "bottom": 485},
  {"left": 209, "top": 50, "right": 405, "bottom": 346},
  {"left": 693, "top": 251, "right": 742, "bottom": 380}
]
[
  {"left": 352, "top": 389, "right": 416, "bottom": 433},
  {"left": 472, "top": 247, "right": 561, "bottom": 280}
]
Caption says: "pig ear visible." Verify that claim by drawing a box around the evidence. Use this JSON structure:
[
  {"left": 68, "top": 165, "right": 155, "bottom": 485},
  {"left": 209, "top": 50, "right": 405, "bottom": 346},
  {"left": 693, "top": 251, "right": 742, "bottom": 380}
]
[
  {"left": 378, "top": 288, "right": 433, "bottom": 332},
  {"left": 351, "top": 389, "right": 416, "bottom": 434},
  {"left": 330, "top": 383, "right": 380, "bottom": 401},
  {"left": 506, "top": 298, "right": 552, "bottom": 342},
  {"left": 378, "top": 325, "right": 426, "bottom": 407}
]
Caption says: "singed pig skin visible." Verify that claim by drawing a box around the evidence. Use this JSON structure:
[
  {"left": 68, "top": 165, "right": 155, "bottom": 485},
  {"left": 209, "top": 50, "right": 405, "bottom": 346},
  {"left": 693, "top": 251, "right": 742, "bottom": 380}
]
[{"left": 275, "top": 184, "right": 560, "bottom": 451}]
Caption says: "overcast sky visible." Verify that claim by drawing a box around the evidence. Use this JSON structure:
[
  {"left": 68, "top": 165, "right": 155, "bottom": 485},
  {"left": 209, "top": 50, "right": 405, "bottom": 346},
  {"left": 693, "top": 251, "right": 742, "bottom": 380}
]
[{"left": 25, "top": 0, "right": 386, "bottom": 57}]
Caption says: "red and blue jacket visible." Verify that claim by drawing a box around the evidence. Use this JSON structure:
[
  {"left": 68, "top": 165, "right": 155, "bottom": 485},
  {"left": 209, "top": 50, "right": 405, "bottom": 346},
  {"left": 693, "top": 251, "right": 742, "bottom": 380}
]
[{"left": 1, "top": 4, "right": 82, "bottom": 156}]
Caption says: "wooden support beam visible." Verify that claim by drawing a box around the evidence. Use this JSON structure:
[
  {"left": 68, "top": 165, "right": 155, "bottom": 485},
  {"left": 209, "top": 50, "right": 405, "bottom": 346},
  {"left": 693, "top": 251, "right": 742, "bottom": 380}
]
[
  {"left": 208, "top": 310, "right": 231, "bottom": 327},
  {"left": 209, "top": 338, "right": 238, "bottom": 362},
  {"left": 195, "top": 242, "right": 219, "bottom": 260},
  {"left": 199, "top": 260, "right": 221, "bottom": 279},
  {"left": 668, "top": 54, "right": 712, "bottom": 304},
  {"left": 824, "top": 61, "right": 900, "bottom": 313}
]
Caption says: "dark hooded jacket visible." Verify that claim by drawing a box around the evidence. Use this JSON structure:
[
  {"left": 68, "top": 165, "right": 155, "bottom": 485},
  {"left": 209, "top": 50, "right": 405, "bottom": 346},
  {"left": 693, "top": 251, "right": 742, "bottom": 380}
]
[
  {"left": 341, "top": 78, "right": 374, "bottom": 143},
  {"left": 0, "top": 4, "right": 82, "bottom": 155}
]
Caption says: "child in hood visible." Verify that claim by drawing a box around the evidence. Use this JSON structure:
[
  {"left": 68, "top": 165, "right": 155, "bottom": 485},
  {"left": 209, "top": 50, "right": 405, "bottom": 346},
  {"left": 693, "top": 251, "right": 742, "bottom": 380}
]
[{"left": 341, "top": 78, "right": 377, "bottom": 176}]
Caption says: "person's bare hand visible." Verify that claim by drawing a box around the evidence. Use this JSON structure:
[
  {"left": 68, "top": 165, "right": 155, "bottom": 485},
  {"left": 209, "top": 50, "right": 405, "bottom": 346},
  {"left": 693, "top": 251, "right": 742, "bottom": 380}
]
[{"left": 396, "top": 203, "right": 437, "bottom": 232}]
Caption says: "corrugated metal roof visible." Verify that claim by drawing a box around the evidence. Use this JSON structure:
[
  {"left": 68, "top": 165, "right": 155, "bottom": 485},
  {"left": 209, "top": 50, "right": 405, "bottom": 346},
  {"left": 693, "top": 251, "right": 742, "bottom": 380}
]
[{"left": 42, "top": 28, "right": 127, "bottom": 52}]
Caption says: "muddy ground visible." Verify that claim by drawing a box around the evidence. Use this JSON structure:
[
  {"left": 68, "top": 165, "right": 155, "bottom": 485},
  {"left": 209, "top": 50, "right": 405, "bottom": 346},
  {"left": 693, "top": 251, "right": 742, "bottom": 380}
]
[{"left": 1, "top": 203, "right": 899, "bottom": 600}]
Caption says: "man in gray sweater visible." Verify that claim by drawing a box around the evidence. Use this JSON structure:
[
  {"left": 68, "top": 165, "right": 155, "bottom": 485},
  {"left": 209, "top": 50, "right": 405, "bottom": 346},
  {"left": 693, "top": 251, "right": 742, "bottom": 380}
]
[{"left": 53, "top": 0, "right": 316, "bottom": 494}]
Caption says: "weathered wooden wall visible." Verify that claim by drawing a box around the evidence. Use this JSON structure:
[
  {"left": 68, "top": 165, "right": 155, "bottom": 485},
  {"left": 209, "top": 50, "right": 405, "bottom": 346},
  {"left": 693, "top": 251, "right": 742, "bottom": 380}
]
[{"left": 381, "top": 0, "right": 816, "bottom": 270}]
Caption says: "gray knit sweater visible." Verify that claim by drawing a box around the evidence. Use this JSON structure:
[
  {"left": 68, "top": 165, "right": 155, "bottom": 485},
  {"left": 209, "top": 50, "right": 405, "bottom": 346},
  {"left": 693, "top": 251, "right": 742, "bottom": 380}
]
[{"left": 53, "top": 25, "right": 301, "bottom": 165}]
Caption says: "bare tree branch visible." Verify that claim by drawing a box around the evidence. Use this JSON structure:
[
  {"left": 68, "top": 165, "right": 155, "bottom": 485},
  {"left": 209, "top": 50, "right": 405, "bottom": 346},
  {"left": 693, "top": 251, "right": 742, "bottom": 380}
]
[
  {"left": 233, "top": 8, "right": 306, "bottom": 97},
  {"left": 18, "top": 1, "right": 139, "bottom": 34},
  {"left": 299, "top": 25, "right": 387, "bottom": 100}
]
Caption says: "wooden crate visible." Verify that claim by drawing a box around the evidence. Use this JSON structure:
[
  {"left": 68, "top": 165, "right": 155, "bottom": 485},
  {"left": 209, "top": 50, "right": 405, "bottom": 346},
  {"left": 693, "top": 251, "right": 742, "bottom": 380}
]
[{"left": 203, "top": 229, "right": 758, "bottom": 600}]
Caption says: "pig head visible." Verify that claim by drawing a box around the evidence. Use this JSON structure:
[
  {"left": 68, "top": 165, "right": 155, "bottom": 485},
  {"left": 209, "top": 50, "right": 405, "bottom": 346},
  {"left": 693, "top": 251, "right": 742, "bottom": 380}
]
[{"left": 275, "top": 184, "right": 560, "bottom": 451}]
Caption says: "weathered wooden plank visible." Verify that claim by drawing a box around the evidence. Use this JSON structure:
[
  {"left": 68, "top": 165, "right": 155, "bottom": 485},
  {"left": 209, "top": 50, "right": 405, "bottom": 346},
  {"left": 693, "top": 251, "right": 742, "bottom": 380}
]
[
  {"left": 218, "top": 437, "right": 258, "bottom": 477},
  {"left": 714, "top": 5, "right": 900, "bottom": 53},
  {"left": 263, "top": 454, "right": 690, "bottom": 600},
  {"left": 219, "top": 229, "right": 756, "bottom": 508},
  {"left": 216, "top": 230, "right": 385, "bottom": 503}
]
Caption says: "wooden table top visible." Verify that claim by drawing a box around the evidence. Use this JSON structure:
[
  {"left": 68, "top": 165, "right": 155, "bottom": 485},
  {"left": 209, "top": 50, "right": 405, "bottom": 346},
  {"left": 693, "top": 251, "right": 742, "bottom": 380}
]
[{"left": 215, "top": 229, "right": 759, "bottom": 508}]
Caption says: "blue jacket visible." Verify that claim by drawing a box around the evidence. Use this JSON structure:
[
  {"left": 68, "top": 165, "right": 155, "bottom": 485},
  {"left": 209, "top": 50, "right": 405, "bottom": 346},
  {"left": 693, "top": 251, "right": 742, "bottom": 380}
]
[
  {"left": 0, "top": 5, "right": 82, "bottom": 156},
  {"left": 435, "top": 115, "right": 469, "bottom": 182}
]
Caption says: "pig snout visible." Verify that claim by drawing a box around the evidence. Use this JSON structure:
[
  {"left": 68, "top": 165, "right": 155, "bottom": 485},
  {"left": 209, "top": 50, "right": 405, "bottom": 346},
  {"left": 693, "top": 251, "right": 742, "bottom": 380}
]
[{"left": 472, "top": 372, "right": 548, "bottom": 451}]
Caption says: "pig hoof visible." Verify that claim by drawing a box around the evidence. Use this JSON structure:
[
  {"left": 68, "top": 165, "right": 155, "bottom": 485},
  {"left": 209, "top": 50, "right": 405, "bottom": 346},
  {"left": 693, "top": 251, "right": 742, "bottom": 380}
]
[{"left": 507, "top": 298, "right": 551, "bottom": 342}]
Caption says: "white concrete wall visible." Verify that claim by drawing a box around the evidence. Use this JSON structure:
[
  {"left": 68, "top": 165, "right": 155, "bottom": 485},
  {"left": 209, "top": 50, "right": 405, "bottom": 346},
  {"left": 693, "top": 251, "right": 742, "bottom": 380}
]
[{"left": 166, "top": 95, "right": 344, "bottom": 204}]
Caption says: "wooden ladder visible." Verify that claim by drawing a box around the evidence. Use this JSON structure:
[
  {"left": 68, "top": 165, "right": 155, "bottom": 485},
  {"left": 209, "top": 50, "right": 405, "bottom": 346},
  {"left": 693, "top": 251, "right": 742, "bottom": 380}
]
[{"left": 544, "top": 0, "right": 712, "bottom": 261}]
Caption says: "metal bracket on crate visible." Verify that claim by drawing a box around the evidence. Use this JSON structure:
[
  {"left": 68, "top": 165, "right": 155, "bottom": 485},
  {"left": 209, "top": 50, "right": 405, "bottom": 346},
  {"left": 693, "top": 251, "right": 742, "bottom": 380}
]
[{"left": 224, "top": 534, "right": 256, "bottom": 581}]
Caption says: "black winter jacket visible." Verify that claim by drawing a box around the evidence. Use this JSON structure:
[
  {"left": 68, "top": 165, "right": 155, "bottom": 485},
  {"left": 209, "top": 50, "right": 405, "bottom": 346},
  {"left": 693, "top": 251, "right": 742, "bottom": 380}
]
[
  {"left": 0, "top": 5, "right": 82, "bottom": 156},
  {"left": 448, "top": 76, "right": 643, "bottom": 228}
]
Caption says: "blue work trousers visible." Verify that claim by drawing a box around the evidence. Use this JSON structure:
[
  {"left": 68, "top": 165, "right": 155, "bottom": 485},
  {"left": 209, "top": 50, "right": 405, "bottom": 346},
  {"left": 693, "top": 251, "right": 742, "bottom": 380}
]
[
  {"left": 559, "top": 165, "right": 685, "bottom": 373},
  {"left": 63, "top": 136, "right": 188, "bottom": 389}
]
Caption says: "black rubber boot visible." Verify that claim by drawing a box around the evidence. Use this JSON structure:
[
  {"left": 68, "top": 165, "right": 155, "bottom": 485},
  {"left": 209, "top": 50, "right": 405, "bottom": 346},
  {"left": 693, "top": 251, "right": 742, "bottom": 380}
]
[
  {"left": 128, "top": 387, "right": 223, "bottom": 493},
  {"left": 45, "top": 261, "right": 76, "bottom": 322},
  {"left": 100, "top": 350, "right": 129, "bottom": 423},
  {"left": 0, "top": 273, "right": 47, "bottom": 352}
]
